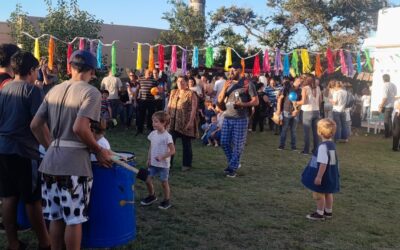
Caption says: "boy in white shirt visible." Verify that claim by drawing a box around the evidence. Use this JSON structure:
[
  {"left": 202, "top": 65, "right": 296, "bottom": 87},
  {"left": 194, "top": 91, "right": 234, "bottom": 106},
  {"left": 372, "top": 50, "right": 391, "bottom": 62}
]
[{"left": 140, "top": 111, "right": 175, "bottom": 209}]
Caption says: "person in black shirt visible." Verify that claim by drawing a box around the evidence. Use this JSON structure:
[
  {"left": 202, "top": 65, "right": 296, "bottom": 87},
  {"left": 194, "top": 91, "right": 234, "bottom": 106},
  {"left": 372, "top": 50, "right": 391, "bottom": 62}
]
[
  {"left": 137, "top": 69, "right": 157, "bottom": 135},
  {"left": 0, "top": 43, "right": 20, "bottom": 90}
]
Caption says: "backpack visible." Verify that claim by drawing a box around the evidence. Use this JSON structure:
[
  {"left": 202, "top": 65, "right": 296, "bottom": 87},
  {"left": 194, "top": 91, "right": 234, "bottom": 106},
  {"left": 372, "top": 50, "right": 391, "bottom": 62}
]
[{"left": 345, "top": 91, "right": 355, "bottom": 109}]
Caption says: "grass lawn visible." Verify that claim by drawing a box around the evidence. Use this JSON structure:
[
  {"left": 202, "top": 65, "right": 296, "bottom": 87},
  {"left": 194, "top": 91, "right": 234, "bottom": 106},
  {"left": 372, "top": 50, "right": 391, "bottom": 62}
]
[{"left": 1, "top": 126, "right": 399, "bottom": 249}]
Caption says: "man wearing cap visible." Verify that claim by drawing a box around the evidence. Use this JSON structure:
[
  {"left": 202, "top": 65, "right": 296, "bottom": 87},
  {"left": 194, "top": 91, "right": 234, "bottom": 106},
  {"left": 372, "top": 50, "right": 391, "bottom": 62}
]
[
  {"left": 31, "top": 50, "right": 113, "bottom": 250},
  {"left": 217, "top": 62, "right": 259, "bottom": 178}
]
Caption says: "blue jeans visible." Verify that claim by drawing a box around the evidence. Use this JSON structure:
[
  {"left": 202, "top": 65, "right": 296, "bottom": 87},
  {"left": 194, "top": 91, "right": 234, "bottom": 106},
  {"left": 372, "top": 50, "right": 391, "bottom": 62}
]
[
  {"left": 148, "top": 166, "right": 169, "bottom": 182},
  {"left": 302, "top": 111, "right": 320, "bottom": 154},
  {"left": 333, "top": 111, "right": 348, "bottom": 140},
  {"left": 221, "top": 118, "right": 248, "bottom": 171},
  {"left": 279, "top": 116, "right": 298, "bottom": 149},
  {"left": 120, "top": 104, "right": 135, "bottom": 128}
]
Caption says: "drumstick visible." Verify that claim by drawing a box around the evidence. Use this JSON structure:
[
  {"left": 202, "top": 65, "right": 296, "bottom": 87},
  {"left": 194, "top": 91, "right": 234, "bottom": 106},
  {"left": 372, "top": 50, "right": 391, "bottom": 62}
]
[
  {"left": 110, "top": 157, "right": 149, "bottom": 182},
  {"left": 111, "top": 157, "right": 139, "bottom": 174},
  {"left": 111, "top": 151, "right": 128, "bottom": 161}
]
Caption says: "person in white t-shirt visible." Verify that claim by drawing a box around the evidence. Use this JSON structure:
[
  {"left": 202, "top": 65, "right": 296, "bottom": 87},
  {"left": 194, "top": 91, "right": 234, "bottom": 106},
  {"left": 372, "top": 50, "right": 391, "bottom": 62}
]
[
  {"left": 361, "top": 88, "right": 371, "bottom": 121},
  {"left": 90, "top": 120, "right": 111, "bottom": 161},
  {"left": 212, "top": 74, "right": 226, "bottom": 105},
  {"left": 140, "top": 111, "right": 175, "bottom": 210},
  {"left": 330, "top": 80, "right": 348, "bottom": 142}
]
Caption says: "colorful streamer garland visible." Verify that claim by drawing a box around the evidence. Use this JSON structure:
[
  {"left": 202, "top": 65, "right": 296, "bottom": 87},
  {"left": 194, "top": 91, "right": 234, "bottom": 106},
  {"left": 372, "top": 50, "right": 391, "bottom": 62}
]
[
  {"left": 47, "top": 36, "right": 55, "bottom": 70},
  {"left": 96, "top": 42, "right": 102, "bottom": 69},
  {"left": 263, "top": 49, "right": 270, "bottom": 73},
  {"left": 205, "top": 47, "right": 214, "bottom": 68},
  {"left": 34, "top": 38, "right": 40, "bottom": 61},
  {"left": 158, "top": 44, "right": 165, "bottom": 71},
  {"left": 111, "top": 43, "right": 117, "bottom": 76},
  {"left": 181, "top": 49, "right": 187, "bottom": 75},
  {"left": 148, "top": 46, "right": 155, "bottom": 71},
  {"left": 252, "top": 55, "right": 260, "bottom": 77},
  {"left": 170, "top": 45, "right": 177, "bottom": 73},
  {"left": 21, "top": 32, "right": 381, "bottom": 78},
  {"left": 136, "top": 43, "right": 142, "bottom": 70},
  {"left": 192, "top": 46, "right": 199, "bottom": 69},
  {"left": 224, "top": 47, "right": 232, "bottom": 72}
]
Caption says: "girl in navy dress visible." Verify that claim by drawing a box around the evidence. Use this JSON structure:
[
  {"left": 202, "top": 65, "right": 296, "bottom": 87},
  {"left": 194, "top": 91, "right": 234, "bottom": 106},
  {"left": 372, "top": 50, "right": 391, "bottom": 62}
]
[{"left": 301, "top": 118, "right": 340, "bottom": 220}]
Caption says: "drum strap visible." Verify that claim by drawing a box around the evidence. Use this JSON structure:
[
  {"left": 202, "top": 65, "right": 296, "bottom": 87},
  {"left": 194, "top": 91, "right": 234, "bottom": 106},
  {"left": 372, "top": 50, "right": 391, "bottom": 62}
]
[{"left": 50, "top": 140, "right": 87, "bottom": 148}]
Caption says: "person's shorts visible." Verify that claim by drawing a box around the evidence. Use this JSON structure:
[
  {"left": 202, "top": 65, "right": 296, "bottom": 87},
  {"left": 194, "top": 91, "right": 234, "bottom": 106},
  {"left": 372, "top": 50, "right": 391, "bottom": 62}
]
[
  {"left": 0, "top": 154, "right": 41, "bottom": 204},
  {"left": 148, "top": 166, "right": 169, "bottom": 182},
  {"left": 41, "top": 174, "right": 93, "bottom": 225}
]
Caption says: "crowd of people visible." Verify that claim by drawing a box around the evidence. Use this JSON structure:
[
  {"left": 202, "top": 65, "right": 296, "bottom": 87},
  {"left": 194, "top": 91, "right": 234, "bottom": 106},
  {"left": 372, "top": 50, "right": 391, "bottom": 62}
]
[{"left": 0, "top": 42, "right": 399, "bottom": 249}]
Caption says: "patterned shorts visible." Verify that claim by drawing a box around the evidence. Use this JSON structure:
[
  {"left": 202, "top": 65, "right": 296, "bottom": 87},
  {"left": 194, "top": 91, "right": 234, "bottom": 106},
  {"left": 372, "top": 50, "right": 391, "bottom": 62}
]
[{"left": 41, "top": 174, "right": 93, "bottom": 225}]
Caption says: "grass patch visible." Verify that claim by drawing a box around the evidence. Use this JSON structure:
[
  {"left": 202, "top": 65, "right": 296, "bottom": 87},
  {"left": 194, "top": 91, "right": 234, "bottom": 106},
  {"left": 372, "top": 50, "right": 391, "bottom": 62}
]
[{"left": 1, "top": 128, "right": 400, "bottom": 249}]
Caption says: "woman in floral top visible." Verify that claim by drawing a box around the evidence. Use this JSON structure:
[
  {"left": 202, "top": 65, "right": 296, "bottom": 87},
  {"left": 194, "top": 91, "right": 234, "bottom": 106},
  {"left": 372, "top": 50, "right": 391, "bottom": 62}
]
[{"left": 167, "top": 76, "right": 198, "bottom": 171}]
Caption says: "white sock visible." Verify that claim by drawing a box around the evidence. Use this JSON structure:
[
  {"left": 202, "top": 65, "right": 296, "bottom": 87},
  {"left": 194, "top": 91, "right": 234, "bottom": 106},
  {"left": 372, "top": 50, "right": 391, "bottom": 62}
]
[
  {"left": 316, "top": 209, "right": 324, "bottom": 216},
  {"left": 325, "top": 208, "right": 332, "bottom": 213}
]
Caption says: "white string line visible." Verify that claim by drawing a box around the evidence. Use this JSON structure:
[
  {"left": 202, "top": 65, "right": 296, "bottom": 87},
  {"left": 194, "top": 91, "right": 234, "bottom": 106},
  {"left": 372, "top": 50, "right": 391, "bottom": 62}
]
[{"left": 21, "top": 32, "right": 118, "bottom": 46}]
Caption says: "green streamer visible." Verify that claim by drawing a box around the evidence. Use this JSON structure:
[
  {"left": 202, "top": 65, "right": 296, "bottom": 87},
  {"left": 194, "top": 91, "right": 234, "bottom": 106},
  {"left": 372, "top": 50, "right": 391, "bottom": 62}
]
[
  {"left": 364, "top": 49, "right": 372, "bottom": 72},
  {"left": 205, "top": 47, "right": 214, "bottom": 68},
  {"left": 291, "top": 49, "right": 299, "bottom": 76},
  {"left": 111, "top": 43, "right": 117, "bottom": 76}
]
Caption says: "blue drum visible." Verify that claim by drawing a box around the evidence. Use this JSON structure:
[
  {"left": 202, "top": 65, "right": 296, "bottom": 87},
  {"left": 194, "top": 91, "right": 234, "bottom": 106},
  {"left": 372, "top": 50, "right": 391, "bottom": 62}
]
[
  {"left": 17, "top": 201, "right": 31, "bottom": 230},
  {"left": 82, "top": 152, "right": 137, "bottom": 248}
]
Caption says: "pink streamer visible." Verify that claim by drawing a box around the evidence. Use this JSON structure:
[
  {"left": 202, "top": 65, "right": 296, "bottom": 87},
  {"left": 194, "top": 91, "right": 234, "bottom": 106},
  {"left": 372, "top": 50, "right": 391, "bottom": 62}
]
[
  {"left": 170, "top": 45, "right": 177, "bottom": 73},
  {"left": 79, "top": 38, "right": 85, "bottom": 50},
  {"left": 263, "top": 49, "right": 270, "bottom": 73}
]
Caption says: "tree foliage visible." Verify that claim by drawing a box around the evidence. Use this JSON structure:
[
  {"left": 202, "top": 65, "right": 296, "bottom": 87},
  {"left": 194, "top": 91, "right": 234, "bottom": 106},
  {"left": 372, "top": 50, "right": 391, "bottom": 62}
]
[
  {"left": 7, "top": 0, "right": 103, "bottom": 79},
  {"left": 268, "top": 0, "right": 387, "bottom": 49},
  {"left": 7, "top": 4, "right": 38, "bottom": 52},
  {"left": 209, "top": 1, "right": 388, "bottom": 50},
  {"left": 159, "top": 0, "right": 208, "bottom": 47},
  {"left": 209, "top": 6, "right": 296, "bottom": 51}
]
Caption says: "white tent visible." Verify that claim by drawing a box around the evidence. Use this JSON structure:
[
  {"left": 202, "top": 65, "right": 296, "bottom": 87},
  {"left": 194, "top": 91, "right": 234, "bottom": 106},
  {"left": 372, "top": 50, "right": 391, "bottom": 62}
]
[{"left": 362, "top": 7, "right": 400, "bottom": 112}]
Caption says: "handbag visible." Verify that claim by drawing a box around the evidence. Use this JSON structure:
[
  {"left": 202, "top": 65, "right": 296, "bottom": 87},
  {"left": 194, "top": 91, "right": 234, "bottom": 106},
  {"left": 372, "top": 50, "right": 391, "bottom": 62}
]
[{"left": 271, "top": 112, "right": 282, "bottom": 125}]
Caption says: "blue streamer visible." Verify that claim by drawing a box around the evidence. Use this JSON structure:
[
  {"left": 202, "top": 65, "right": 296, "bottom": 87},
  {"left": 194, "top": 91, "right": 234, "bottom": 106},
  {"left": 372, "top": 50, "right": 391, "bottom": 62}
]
[
  {"left": 283, "top": 54, "right": 290, "bottom": 77},
  {"left": 192, "top": 46, "right": 199, "bottom": 68},
  {"left": 356, "top": 52, "right": 362, "bottom": 73},
  {"left": 96, "top": 42, "right": 102, "bottom": 69}
]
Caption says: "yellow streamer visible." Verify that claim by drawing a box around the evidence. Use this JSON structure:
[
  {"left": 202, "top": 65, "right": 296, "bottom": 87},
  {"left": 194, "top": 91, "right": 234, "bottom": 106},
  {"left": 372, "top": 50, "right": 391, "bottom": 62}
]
[
  {"left": 34, "top": 38, "right": 40, "bottom": 61},
  {"left": 48, "top": 36, "right": 55, "bottom": 70},
  {"left": 301, "top": 49, "right": 311, "bottom": 73},
  {"left": 136, "top": 43, "right": 142, "bottom": 70},
  {"left": 148, "top": 46, "right": 154, "bottom": 71},
  {"left": 224, "top": 48, "right": 232, "bottom": 72}
]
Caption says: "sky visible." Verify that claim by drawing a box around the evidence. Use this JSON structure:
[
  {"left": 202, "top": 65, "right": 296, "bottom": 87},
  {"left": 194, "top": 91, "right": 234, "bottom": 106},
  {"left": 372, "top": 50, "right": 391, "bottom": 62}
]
[
  {"left": 1, "top": 0, "right": 400, "bottom": 46},
  {"left": 0, "top": 0, "right": 270, "bottom": 29}
]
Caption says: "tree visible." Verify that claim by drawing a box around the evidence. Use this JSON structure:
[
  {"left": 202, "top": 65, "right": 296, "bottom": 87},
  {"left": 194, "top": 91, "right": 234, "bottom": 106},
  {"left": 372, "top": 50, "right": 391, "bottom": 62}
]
[
  {"left": 267, "top": 0, "right": 387, "bottom": 49},
  {"left": 211, "top": 27, "right": 261, "bottom": 69},
  {"left": 209, "top": 6, "right": 297, "bottom": 51},
  {"left": 40, "top": 0, "right": 103, "bottom": 78},
  {"left": 7, "top": 3, "right": 38, "bottom": 52},
  {"left": 7, "top": 0, "right": 103, "bottom": 79},
  {"left": 159, "top": 0, "right": 208, "bottom": 47}
]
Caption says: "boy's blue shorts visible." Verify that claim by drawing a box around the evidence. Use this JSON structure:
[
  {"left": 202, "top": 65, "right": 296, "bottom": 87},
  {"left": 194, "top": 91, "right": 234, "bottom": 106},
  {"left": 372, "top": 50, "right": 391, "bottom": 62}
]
[{"left": 148, "top": 166, "right": 170, "bottom": 182}]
